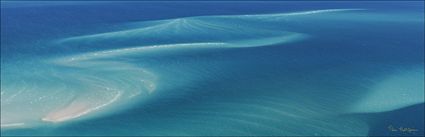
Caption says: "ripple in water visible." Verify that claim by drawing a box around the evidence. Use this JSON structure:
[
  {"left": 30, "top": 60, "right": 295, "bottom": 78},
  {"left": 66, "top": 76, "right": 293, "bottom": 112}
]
[{"left": 1, "top": 3, "right": 424, "bottom": 136}]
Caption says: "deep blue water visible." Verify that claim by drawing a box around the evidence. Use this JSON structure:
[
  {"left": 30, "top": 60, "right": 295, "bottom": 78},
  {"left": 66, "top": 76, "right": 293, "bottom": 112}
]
[{"left": 1, "top": 1, "right": 424, "bottom": 136}]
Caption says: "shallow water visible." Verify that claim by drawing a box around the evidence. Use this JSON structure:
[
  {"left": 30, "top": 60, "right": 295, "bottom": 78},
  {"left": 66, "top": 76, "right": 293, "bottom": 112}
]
[{"left": 1, "top": 1, "right": 424, "bottom": 136}]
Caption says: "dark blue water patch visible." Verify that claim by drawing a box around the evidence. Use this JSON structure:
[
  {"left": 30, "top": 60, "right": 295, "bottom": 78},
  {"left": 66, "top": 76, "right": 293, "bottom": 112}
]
[
  {"left": 367, "top": 103, "right": 424, "bottom": 136},
  {"left": 1, "top": 1, "right": 422, "bottom": 47}
]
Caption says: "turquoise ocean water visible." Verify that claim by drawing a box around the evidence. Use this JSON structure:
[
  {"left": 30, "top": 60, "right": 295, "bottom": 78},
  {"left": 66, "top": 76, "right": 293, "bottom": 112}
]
[{"left": 1, "top": 1, "right": 424, "bottom": 136}]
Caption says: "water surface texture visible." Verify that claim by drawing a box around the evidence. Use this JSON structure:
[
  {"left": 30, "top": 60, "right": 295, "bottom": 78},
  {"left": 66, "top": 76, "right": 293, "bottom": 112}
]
[{"left": 1, "top": 1, "right": 424, "bottom": 136}]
